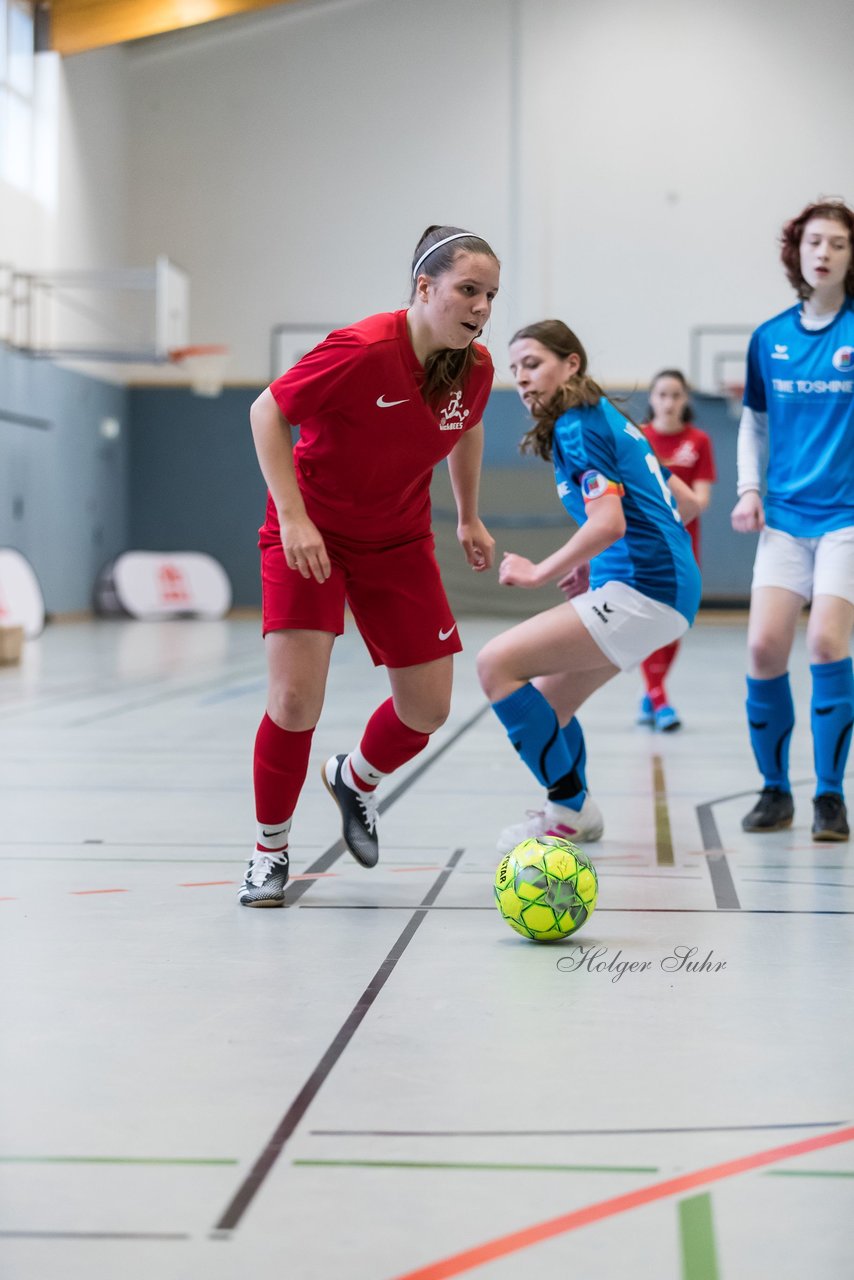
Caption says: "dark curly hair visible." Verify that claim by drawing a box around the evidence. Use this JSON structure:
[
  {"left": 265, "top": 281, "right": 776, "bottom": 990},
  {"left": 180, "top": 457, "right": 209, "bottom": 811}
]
[
  {"left": 409, "top": 224, "right": 500, "bottom": 407},
  {"left": 780, "top": 198, "right": 854, "bottom": 299},
  {"left": 509, "top": 320, "right": 603, "bottom": 462}
]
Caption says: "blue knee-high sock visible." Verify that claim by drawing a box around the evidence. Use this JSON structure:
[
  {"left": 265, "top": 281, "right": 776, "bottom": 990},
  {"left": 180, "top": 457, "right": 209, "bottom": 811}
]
[
  {"left": 811, "top": 658, "right": 854, "bottom": 797},
  {"left": 551, "top": 717, "right": 588, "bottom": 811},
  {"left": 491, "top": 684, "right": 572, "bottom": 790},
  {"left": 746, "top": 673, "right": 795, "bottom": 791}
]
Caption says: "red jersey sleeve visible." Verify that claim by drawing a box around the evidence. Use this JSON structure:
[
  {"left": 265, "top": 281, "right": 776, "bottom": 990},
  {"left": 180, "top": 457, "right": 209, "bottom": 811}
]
[
  {"left": 268, "top": 328, "right": 366, "bottom": 424},
  {"left": 692, "top": 427, "right": 717, "bottom": 483}
]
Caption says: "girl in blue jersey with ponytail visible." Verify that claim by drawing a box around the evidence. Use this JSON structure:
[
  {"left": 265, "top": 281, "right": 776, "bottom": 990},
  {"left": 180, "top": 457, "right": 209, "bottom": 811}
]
[
  {"left": 477, "top": 320, "right": 701, "bottom": 853},
  {"left": 732, "top": 198, "right": 854, "bottom": 841}
]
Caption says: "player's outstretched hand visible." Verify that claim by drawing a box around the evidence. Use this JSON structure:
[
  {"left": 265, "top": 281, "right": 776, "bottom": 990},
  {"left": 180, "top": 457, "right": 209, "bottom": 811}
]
[
  {"left": 557, "top": 562, "right": 590, "bottom": 600},
  {"left": 458, "top": 519, "right": 495, "bottom": 573},
  {"left": 499, "top": 551, "right": 541, "bottom": 589},
  {"left": 280, "top": 515, "right": 331, "bottom": 583},
  {"left": 731, "top": 492, "right": 765, "bottom": 534}
]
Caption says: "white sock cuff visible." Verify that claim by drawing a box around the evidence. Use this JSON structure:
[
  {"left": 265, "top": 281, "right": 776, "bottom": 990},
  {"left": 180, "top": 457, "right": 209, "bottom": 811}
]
[
  {"left": 346, "top": 749, "right": 386, "bottom": 791},
  {"left": 256, "top": 819, "right": 292, "bottom": 850}
]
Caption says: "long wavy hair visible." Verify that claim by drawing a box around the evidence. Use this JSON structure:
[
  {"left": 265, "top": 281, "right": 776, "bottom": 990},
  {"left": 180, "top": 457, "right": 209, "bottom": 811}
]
[
  {"left": 780, "top": 198, "right": 854, "bottom": 299},
  {"left": 511, "top": 320, "right": 603, "bottom": 462},
  {"left": 410, "top": 224, "right": 499, "bottom": 407}
]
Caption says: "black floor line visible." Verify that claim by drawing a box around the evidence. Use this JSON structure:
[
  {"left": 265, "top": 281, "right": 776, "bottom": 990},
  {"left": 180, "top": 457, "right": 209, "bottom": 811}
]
[
  {"left": 282, "top": 702, "right": 490, "bottom": 906},
  {"left": 212, "top": 848, "right": 465, "bottom": 1235},
  {"left": 297, "top": 903, "right": 854, "bottom": 915}
]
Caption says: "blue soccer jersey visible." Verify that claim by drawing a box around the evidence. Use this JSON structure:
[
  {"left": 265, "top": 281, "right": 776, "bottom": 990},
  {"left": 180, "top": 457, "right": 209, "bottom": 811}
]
[
  {"left": 552, "top": 398, "right": 702, "bottom": 623},
  {"left": 744, "top": 299, "right": 854, "bottom": 536}
]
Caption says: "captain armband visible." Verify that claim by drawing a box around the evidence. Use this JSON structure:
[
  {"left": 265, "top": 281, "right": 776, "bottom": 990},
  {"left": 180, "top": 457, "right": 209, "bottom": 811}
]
[{"left": 580, "top": 470, "right": 625, "bottom": 503}]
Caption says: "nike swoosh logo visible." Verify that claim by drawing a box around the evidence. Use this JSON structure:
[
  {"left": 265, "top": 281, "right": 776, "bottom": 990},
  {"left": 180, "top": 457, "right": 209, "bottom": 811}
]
[
  {"left": 438, "top": 624, "right": 457, "bottom": 641},
  {"left": 262, "top": 828, "right": 287, "bottom": 838},
  {"left": 377, "top": 395, "right": 409, "bottom": 408}
]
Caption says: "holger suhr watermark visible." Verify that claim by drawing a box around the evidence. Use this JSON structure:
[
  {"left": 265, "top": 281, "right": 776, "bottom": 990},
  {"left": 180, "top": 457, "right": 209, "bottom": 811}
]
[{"left": 556, "top": 945, "right": 727, "bottom": 983}]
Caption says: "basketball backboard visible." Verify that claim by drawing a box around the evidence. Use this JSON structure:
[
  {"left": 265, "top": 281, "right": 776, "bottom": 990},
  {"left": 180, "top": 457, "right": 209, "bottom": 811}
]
[
  {"left": 6, "top": 255, "right": 189, "bottom": 362},
  {"left": 689, "top": 323, "right": 754, "bottom": 396}
]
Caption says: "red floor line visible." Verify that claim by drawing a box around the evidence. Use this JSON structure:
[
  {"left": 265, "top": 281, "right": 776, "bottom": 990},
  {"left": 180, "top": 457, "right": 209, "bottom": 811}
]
[
  {"left": 388, "top": 1124, "right": 854, "bottom": 1280},
  {"left": 178, "top": 880, "right": 237, "bottom": 887},
  {"left": 69, "top": 888, "right": 128, "bottom": 896}
]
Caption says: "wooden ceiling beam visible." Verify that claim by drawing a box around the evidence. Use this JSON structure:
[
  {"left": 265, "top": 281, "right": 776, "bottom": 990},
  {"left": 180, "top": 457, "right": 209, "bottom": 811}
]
[{"left": 46, "top": 0, "right": 299, "bottom": 56}]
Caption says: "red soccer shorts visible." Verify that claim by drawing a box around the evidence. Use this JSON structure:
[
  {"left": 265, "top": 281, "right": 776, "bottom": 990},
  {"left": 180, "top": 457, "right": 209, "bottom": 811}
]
[{"left": 261, "top": 530, "right": 463, "bottom": 668}]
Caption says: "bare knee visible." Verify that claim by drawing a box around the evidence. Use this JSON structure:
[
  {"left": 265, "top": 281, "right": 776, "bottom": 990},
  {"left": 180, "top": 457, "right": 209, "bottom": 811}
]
[
  {"left": 747, "top": 632, "right": 790, "bottom": 680},
  {"left": 476, "top": 644, "right": 512, "bottom": 702},
  {"left": 267, "top": 683, "right": 322, "bottom": 731},
  {"left": 395, "top": 698, "right": 450, "bottom": 736},
  {"left": 808, "top": 631, "right": 848, "bottom": 665}
]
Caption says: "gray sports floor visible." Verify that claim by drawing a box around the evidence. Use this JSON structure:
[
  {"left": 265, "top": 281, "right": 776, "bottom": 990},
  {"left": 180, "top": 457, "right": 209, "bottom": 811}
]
[{"left": 1, "top": 613, "right": 852, "bottom": 1280}]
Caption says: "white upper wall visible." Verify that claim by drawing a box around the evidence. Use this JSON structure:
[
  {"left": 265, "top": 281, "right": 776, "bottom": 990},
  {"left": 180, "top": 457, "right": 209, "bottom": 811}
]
[
  {"left": 6, "top": 0, "right": 852, "bottom": 386},
  {"left": 125, "top": 0, "right": 513, "bottom": 382}
]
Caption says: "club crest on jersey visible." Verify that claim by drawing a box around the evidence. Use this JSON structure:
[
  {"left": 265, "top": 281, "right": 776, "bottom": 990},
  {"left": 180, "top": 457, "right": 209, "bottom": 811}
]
[
  {"left": 832, "top": 346, "right": 854, "bottom": 372},
  {"left": 670, "top": 440, "right": 699, "bottom": 467},
  {"left": 439, "top": 390, "right": 470, "bottom": 431}
]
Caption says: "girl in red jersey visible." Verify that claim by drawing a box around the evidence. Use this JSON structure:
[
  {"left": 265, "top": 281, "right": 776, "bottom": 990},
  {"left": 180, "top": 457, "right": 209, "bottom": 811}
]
[
  {"left": 636, "top": 370, "right": 716, "bottom": 731},
  {"left": 240, "top": 225, "right": 499, "bottom": 906}
]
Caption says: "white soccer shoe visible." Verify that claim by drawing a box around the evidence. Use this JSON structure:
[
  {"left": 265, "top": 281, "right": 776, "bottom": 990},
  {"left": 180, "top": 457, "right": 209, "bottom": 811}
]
[{"left": 496, "top": 795, "right": 604, "bottom": 854}]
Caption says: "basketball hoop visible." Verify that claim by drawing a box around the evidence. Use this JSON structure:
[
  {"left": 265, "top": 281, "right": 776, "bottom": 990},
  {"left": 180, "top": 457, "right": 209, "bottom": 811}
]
[
  {"left": 723, "top": 382, "right": 745, "bottom": 421},
  {"left": 169, "top": 344, "right": 229, "bottom": 397}
]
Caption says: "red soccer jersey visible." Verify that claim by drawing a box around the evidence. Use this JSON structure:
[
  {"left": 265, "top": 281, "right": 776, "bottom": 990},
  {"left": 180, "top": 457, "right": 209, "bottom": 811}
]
[
  {"left": 260, "top": 310, "right": 494, "bottom": 547},
  {"left": 641, "top": 422, "right": 716, "bottom": 561}
]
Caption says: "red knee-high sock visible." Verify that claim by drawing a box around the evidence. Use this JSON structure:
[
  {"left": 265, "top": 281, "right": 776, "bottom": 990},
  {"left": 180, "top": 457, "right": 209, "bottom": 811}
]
[
  {"left": 348, "top": 698, "right": 430, "bottom": 790},
  {"left": 253, "top": 713, "right": 314, "bottom": 843},
  {"left": 641, "top": 641, "right": 680, "bottom": 710}
]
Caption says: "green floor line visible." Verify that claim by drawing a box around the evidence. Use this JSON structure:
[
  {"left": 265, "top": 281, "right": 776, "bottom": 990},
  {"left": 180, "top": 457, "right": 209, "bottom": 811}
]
[
  {"left": 765, "top": 1168, "right": 854, "bottom": 1178},
  {"left": 679, "top": 1192, "right": 720, "bottom": 1280},
  {"left": 0, "top": 1156, "right": 238, "bottom": 1166},
  {"left": 292, "top": 1158, "right": 658, "bottom": 1174}
]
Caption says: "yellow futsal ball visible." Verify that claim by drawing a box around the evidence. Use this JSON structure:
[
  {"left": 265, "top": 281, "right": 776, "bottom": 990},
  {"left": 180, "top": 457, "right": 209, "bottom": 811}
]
[{"left": 494, "top": 836, "right": 598, "bottom": 942}]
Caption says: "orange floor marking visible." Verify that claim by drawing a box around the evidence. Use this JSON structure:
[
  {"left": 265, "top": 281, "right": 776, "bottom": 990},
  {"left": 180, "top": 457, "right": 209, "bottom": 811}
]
[
  {"left": 69, "top": 888, "right": 128, "bottom": 895},
  {"left": 178, "top": 880, "right": 237, "bottom": 887},
  {"left": 390, "top": 1124, "right": 854, "bottom": 1280}
]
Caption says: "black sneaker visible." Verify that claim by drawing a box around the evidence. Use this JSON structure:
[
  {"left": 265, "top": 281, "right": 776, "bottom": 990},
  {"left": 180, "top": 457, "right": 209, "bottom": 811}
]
[
  {"left": 323, "top": 755, "right": 380, "bottom": 867},
  {"left": 812, "top": 793, "right": 849, "bottom": 842},
  {"left": 741, "top": 787, "right": 794, "bottom": 833},
  {"left": 238, "top": 851, "right": 289, "bottom": 907}
]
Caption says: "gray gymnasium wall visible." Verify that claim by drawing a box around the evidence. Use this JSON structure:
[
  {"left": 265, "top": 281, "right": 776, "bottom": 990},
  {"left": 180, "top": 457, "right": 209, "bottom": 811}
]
[
  {"left": 0, "top": 346, "right": 129, "bottom": 614},
  {"left": 0, "top": 362, "right": 751, "bottom": 617},
  {"left": 127, "top": 384, "right": 752, "bottom": 615}
]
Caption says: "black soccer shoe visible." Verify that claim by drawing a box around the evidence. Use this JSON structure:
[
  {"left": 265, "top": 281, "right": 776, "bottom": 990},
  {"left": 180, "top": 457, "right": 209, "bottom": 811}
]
[
  {"left": 322, "top": 754, "right": 380, "bottom": 867},
  {"left": 811, "top": 793, "right": 849, "bottom": 842},
  {"left": 238, "top": 851, "right": 289, "bottom": 907},
  {"left": 741, "top": 786, "right": 794, "bottom": 833}
]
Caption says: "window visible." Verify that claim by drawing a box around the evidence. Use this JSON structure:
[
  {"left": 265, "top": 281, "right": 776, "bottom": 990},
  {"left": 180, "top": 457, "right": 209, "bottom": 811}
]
[{"left": 0, "top": 0, "right": 35, "bottom": 190}]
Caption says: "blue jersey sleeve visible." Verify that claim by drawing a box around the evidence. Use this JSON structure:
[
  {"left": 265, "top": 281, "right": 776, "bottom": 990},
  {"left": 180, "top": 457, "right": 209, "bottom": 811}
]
[{"left": 744, "top": 330, "right": 767, "bottom": 413}]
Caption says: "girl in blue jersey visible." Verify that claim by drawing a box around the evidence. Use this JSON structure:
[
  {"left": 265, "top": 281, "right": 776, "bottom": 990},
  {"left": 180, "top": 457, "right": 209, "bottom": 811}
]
[
  {"left": 477, "top": 320, "right": 701, "bottom": 853},
  {"left": 731, "top": 198, "right": 854, "bottom": 841}
]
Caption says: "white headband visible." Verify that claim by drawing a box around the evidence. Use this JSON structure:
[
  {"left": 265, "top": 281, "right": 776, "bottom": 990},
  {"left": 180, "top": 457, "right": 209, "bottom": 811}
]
[{"left": 411, "top": 231, "right": 479, "bottom": 280}]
